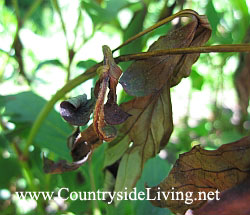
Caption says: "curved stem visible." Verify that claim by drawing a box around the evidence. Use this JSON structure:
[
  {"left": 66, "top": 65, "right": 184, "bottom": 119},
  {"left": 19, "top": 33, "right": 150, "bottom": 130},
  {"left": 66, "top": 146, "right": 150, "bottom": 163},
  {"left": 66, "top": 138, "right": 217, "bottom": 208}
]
[{"left": 113, "top": 9, "right": 198, "bottom": 52}]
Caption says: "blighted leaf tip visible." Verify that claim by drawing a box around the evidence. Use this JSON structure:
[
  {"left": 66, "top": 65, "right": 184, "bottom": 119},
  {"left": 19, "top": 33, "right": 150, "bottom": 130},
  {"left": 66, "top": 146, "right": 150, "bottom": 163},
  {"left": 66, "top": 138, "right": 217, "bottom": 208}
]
[{"left": 59, "top": 93, "right": 95, "bottom": 126}]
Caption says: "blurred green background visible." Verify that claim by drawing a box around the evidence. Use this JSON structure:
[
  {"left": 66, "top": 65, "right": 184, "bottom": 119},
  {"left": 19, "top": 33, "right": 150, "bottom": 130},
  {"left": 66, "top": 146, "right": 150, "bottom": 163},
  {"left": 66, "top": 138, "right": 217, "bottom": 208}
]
[{"left": 0, "top": 0, "right": 249, "bottom": 214}]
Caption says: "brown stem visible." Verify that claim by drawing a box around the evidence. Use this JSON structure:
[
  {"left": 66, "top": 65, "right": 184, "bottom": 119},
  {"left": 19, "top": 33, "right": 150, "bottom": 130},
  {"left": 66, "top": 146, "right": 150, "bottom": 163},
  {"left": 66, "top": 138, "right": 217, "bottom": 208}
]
[
  {"left": 113, "top": 9, "right": 199, "bottom": 52},
  {"left": 14, "top": 35, "right": 31, "bottom": 84},
  {"left": 115, "top": 45, "right": 250, "bottom": 62}
]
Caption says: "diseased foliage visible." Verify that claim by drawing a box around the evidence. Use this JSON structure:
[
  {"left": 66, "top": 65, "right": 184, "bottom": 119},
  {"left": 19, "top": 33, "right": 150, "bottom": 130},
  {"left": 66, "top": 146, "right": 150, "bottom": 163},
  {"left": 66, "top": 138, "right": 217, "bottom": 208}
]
[{"left": 0, "top": 1, "right": 250, "bottom": 215}]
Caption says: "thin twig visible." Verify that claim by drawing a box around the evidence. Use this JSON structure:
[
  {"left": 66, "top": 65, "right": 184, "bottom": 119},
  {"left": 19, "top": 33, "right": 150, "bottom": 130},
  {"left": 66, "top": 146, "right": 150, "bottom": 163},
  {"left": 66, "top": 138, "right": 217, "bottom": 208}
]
[
  {"left": 115, "top": 45, "right": 250, "bottom": 62},
  {"left": 52, "top": 0, "right": 70, "bottom": 50},
  {"left": 113, "top": 9, "right": 199, "bottom": 52},
  {"left": 72, "top": 8, "right": 82, "bottom": 51},
  {"left": 0, "top": 0, "right": 43, "bottom": 83}
]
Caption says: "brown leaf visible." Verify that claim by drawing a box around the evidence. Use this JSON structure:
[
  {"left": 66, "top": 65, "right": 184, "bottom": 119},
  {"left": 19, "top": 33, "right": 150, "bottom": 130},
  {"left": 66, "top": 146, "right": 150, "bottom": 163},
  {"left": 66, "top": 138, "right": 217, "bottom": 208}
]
[
  {"left": 43, "top": 125, "right": 101, "bottom": 174},
  {"left": 235, "top": 53, "right": 250, "bottom": 115},
  {"left": 109, "top": 84, "right": 173, "bottom": 196},
  {"left": 149, "top": 136, "right": 250, "bottom": 214},
  {"left": 171, "top": 15, "right": 212, "bottom": 87},
  {"left": 43, "top": 157, "right": 80, "bottom": 174},
  {"left": 93, "top": 45, "right": 130, "bottom": 141},
  {"left": 120, "top": 15, "right": 211, "bottom": 96},
  {"left": 186, "top": 177, "right": 250, "bottom": 215},
  {"left": 60, "top": 92, "right": 96, "bottom": 126},
  {"left": 105, "top": 11, "right": 211, "bottom": 197}
]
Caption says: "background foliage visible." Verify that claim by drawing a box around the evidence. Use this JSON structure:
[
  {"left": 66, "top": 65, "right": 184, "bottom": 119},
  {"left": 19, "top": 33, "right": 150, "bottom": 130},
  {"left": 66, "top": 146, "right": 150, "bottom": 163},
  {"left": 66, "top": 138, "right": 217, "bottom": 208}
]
[{"left": 0, "top": 0, "right": 249, "bottom": 214}]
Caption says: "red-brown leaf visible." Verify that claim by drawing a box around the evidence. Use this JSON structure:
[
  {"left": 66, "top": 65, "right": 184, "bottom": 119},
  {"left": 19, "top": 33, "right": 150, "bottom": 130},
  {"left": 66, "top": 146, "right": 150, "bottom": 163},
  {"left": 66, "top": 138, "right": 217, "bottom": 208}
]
[{"left": 149, "top": 136, "right": 250, "bottom": 214}]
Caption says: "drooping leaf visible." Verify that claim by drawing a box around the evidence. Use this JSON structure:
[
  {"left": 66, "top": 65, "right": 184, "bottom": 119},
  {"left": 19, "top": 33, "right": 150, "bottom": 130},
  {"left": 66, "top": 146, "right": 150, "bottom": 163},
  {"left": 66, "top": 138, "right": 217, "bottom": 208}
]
[
  {"left": 120, "top": 14, "right": 211, "bottom": 96},
  {"left": 187, "top": 177, "right": 250, "bottom": 215},
  {"left": 149, "top": 136, "right": 250, "bottom": 214},
  {"left": 93, "top": 45, "right": 130, "bottom": 141},
  {"left": 104, "top": 102, "right": 131, "bottom": 125},
  {"left": 113, "top": 85, "right": 173, "bottom": 197},
  {"left": 105, "top": 11, "right": 211, "bottom": 197},
  {"left": 44, "top": 125, "right": 101, "bottom": 174},
  {"left": 60, "top": 92, "right": 96, "bottom": 126},
  {"left": 43, "top": 156, "right": 85, "bottom": 174}
]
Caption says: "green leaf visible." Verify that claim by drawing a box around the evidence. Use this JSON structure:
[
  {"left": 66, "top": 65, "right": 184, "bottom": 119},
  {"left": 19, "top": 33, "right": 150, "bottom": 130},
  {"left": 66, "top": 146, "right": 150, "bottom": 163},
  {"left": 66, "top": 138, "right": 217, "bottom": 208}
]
[
  {"left": 229, "top": 0, "right": 250, "bottom": 22},
  {"left": 0, "top": 133, "right": 9, "bottom": 149},
  {"left": 206, "top": 0, "right": 221, "bottom": 36},
  {"left": 2, "top": 91, "right": 72, "bottom": 159},
  {"left": 114, "top": 147, "right": 142, "bottom": 201},
  {"left": 82, "top": 0, "right": 127, "bottom": 25},
  {"left": 104, "top": 135, "right": 130, "bottom": 168},
  {"left": 191, "top": 69, "right": 204, "bottom": 90},
  {"left": 35, "top": 59, "right": 64, "bottom": 72},
  {"left": 134, "top": 156, "right": 171, "bottom": 215},
  {"left": 0, "top": 157, "right": 22, "bottom": 189},
  {"left": 118, "top": 90, "right": 134, "bottom": 105},
  {"left": 76, "top": 59, "right": 97, "bottom": 70},
  {"left": 120, "top": 4, "right": 147, "bottom": 71}
]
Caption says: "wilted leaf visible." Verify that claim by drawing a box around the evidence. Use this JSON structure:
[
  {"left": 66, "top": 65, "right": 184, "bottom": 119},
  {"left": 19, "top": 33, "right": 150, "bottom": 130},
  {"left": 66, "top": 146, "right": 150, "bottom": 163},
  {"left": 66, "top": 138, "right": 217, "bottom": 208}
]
[
  {"left": 105, "top": 11, "right": 211, "bottom": 197},
  {"left": 235, "top": 52, "right": 250, "bottom": 115},
  {"left": 44, "top": 125, "right": 101, "bottom": 174},
  {"left": 112, "top": 85, "right": 173, "bottom": 196},
  {"left": 149, "top": 136, "right": 250, "bottom": 214},
  {"left": 60, "top": 92, "right": 96, "bottom": 126},
  {"left": 93, "top": 45, "right": 130, "bottom": 141},
  {"left": 186, "top": 177, "right": 250, "bottom": 215},
  {"left": 43, "top": 156, "right": 87, "bottom": 174},
  {"left": 120, "top": 14, "right": 211, "bottom": 96}
]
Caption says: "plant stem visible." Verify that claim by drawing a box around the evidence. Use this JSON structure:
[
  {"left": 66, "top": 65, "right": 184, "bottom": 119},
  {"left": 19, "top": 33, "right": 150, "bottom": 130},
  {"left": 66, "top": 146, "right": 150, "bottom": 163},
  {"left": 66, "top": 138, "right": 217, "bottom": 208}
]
[
  {"left": 11, "top": 0, "right": 20, "bottom": 18},
  {"left": 53, "top": 0, "right": 70, "bottom": 50},
  {"left": 115, "top": 44, "right": 250, "bottom": 62},
  {"left": 23, "top": 0, "right": 43, "bottom": 24},
  {"left": 1, "top": 0, "right": 42, "bottom": 82},
  {"left": 113, "top": 9, "right": 199, "bottom": 52}
]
